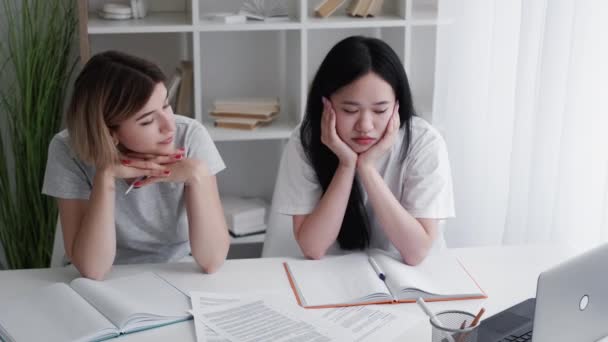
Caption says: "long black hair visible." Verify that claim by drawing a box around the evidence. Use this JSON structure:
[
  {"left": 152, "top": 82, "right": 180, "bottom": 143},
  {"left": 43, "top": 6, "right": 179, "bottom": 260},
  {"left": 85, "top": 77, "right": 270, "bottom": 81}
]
[{"left": 300, "top": 36, "right": 416, "bottom": 250}]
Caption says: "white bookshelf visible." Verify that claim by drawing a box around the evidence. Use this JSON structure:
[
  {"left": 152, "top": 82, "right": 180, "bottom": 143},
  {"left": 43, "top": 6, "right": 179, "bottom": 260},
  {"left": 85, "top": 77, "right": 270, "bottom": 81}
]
[
  {"left": 88, "top": 12, "right": 194, "bottom": 33},
  {"left": 80, "top": 0, "right": 439, "bottom": 254},
  {"left": 206, "top": 122, "right": 294, "bottom": 142}
]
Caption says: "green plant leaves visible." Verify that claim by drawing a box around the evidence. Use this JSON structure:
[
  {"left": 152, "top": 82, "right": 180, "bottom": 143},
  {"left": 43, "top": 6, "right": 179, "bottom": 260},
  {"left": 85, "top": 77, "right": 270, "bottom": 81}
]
[{"left": 0, "top": 0, "right": 77, "bottom": 269}]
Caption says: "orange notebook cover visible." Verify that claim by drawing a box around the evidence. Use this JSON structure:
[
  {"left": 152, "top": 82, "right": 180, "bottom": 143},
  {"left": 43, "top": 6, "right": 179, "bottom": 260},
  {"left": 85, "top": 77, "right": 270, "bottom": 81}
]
[{"left": 283, "top": 250, "right": 487, "bottom": 309}]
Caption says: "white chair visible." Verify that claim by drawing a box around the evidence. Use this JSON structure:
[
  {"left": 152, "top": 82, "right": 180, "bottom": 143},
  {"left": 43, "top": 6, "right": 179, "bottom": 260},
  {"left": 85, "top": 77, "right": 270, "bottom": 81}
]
[
  {"left": 261, "top": 210, "right": 303, "bottom": 258},
  {"left": 50, "top": 217, "right": 68, "bottom": 267}
]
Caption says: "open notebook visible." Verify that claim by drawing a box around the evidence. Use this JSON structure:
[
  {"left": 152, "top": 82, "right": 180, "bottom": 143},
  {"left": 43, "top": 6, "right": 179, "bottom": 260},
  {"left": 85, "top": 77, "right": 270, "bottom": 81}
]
[
  {"left": 0, "top": 272, "right": 191, "bottom": 342},
  {"left": 284, "top": 250, "right": 486, "bottom": 308}
]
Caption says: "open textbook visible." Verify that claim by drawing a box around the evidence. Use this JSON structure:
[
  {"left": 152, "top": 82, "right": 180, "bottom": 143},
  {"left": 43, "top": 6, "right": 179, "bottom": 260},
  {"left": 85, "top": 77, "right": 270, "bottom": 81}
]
[
  {"left": 0, "top": 272, "right": 191, "bottom": 342},
  {"left": 284, "top": 250, "right": 486, "bottom": 308}
]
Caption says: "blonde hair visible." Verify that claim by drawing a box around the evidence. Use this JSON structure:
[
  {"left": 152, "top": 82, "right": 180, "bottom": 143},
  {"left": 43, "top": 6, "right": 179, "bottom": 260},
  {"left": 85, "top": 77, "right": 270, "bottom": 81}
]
[{"left": 66, "top": 51, "right": 166, "bottom": 167}]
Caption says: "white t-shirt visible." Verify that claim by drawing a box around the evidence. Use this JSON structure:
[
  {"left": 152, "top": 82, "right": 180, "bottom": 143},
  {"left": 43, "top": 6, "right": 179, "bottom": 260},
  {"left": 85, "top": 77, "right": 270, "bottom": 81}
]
[{"left": 272, "top": 116, "right": 455, "bottom": 256}]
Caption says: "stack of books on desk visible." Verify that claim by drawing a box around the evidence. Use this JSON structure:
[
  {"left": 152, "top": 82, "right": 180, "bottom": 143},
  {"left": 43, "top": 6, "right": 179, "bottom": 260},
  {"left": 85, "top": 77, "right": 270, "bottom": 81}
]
[
  {"left": 222, "top": 195, "right": 268, "bottom": 237},
  {"left": 211, "top": 97, "right": 280, "bottom": 130}
]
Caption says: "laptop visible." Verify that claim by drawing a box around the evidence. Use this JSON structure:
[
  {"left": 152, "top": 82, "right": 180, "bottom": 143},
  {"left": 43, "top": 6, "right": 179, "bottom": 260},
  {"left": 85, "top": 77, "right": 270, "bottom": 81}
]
[{"left": 478, "top": 243, "right": 608, "bottom": 342}]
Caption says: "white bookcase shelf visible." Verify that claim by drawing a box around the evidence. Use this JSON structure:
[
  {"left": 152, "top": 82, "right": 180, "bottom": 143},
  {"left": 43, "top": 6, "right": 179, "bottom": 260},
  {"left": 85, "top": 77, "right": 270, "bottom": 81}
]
[
  {"left": 205, "top": 122, "right": 295, "bottom": 142},
  {"left": 198, "top": 20, "right": 302, "bottom": 32},
  {"left": 80, "top": 0, "right": 439, "bottom": 255},
  {"left": 306, "top": 16, "right": 406, "bottom": 29}
]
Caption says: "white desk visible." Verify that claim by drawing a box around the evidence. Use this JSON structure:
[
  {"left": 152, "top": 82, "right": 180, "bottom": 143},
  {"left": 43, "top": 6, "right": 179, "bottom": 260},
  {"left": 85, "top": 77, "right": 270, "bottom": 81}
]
[{"left": 0, "top": 244, "right": 582, "bottom": 341}]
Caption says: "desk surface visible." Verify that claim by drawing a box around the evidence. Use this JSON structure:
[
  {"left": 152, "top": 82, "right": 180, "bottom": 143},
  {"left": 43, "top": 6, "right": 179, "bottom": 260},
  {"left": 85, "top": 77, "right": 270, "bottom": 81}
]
[{"left": 0, "top": 244, "right": 583, "bottom": 341}]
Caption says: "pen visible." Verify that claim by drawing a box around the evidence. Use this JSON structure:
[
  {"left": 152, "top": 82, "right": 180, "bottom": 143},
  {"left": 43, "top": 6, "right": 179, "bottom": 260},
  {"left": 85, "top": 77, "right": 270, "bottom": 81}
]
[
  {"left": 368, "top": 256, "right": 386, "bottom": 281},
  {"left": 417, "top": 297, "right": 455, "bottom": 342},
  {"left": 455, "top": 320, "right": 468, "bottom": 342},
  {"left": 455, "top": 307, "right": 485, "bottom": 342},
  {"left": 124, "top": 176, "right": 147, "bottom": 195},
  {"left": 469, "top": 307, "right": 485, "bottom": 327}
]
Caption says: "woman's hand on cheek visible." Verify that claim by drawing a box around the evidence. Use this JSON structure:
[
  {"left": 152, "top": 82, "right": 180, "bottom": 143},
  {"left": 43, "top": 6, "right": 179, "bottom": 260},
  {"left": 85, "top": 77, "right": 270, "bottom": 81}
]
[
  {"left": 357, "top": 103, "right": 400, "bottom": 170},
  {"left": 320, "top": 97, "right": 358, "bottom": 168}
]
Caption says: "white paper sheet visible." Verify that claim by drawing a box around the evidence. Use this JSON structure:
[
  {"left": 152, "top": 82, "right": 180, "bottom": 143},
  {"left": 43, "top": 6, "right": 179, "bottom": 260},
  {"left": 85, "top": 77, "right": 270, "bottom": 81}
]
[
  {"left": 190, "top": 292, "right": 352, "bottom": 342},
  {"left": 318, "top": 305, "right": 422, "bottom": 342}
]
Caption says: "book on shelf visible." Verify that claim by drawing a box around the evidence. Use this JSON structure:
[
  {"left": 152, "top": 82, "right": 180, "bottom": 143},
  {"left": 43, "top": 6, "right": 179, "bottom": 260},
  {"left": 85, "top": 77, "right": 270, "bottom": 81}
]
[
  {"left": 214, "top": 117, "right": 275, "bottom": 130},
  {"left": 166, "top": 70, "right": 182, "bottom": 109},
  {"left": 347, "top": 0, "right": 367, "bottom": 16},
  {"left": 213, "top": 97, "right": 279, "bottom": 111},
  {"left": 315, "top": 0, "right": 348, "bottom": 18},
  {"left": 0, "top": 272, "right": 190, "bottom": 342},
  {"left": 221, "top": 195, "right": 268, "bottom": 236},
  {"left": 346, "top": 0, "right": 360, "bottom": 16},
  {"left": 361, "top": 0, "right": 375, "bottom": 16},
  {"left": 240, "top": 0, "right": 290, "bottom": 22},
  {"left": 211, "top": 97, "right": 280, "bottom": 130},
  {"left": 347, "top": 0, "right": 382, "bottom": 17},
  {"left": 129, "top": 0, "right": 147, "bottom": 19},
  {"left": 211, "top": 110, "right": 279, "bottom": 120},
  {"left": 367, "top": 0, "right": 384, "bottom": 17},
  {"left": 203, "top": 12, "right": 248, "bottom": 24},
  {"left": 284, "top": 249, "right": 486, "bottom": 308},
  {"left": 175, "top": 60, "right": 193, "bottom": 118}
]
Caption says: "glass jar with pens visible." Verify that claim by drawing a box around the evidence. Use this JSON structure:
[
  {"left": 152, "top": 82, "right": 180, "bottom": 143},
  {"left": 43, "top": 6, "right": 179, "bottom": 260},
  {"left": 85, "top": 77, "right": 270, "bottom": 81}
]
[{"left": 417, "top": 298, "right": 485, "bottom": 342}]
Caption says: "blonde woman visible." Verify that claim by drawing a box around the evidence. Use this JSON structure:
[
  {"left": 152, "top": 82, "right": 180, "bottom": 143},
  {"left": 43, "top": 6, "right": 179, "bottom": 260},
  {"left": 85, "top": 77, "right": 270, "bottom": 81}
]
[{"left": 42, "top": 51, "right": 229, "bottom": 279}]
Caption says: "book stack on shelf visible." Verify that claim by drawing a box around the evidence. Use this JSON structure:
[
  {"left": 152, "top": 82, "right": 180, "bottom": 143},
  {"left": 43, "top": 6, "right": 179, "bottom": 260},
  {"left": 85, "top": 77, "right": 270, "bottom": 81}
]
[
  {"left": 239, "top": 0, "right": 290, "bottom": 22},
  {"left": 315, "top": 0, "right": 384, "bottom": 18},
  {"left": 221, "top": 196, "right": 269, "bottom": 237},
  {"left": 211, "top": 98, "right": 280, "bottom": 130}
]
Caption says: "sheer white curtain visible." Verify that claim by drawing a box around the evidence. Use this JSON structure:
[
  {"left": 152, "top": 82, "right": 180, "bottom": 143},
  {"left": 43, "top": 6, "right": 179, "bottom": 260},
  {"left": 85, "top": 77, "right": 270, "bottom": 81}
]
[{"left": 433, "top": 0, "right": 608, "bottom": 250}]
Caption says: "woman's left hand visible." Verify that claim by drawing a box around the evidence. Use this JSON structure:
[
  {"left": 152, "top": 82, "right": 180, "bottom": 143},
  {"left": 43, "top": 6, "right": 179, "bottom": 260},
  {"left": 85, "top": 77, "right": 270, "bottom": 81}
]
[{"left": 357, "top": 103, "right": 400, "bottom": 170}]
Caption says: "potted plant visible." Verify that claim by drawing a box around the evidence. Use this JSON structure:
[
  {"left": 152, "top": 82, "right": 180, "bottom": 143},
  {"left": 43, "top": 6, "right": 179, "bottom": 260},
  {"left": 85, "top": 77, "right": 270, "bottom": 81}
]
[{"left": 0, "top": 0, "right": 77, "bottom": 269}]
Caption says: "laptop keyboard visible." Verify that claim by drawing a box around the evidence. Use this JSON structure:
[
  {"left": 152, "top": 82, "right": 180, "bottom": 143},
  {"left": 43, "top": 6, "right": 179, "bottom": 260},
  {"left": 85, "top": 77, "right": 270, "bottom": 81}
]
[{"left": 501, "top": 330, "right": 533, "bottom": 341}]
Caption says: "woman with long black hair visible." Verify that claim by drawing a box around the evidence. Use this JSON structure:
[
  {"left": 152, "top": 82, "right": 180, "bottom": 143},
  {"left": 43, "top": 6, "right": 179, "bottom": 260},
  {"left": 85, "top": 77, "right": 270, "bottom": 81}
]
[{"left": 273, "top": 36, "right": 455, "bottom": 265}]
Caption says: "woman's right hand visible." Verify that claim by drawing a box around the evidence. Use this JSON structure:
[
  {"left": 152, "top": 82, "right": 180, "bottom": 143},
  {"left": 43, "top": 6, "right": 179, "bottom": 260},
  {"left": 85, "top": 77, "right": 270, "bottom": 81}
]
[{"left": 321, "top": 97, "right": 358, "bottom": 168}]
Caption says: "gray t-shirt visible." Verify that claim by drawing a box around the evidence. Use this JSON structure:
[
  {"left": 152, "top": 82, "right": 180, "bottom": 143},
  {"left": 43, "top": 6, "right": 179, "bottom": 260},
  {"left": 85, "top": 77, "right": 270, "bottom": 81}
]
[{"left": 42, "top": 115, "right": 225, "bottom": 264}]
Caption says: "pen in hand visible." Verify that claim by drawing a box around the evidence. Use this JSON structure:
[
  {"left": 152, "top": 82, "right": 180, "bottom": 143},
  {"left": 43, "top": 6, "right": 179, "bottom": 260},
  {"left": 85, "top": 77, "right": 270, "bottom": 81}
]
[{"left": 124, "top": 176, "right": 147, "bottom": 195}]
